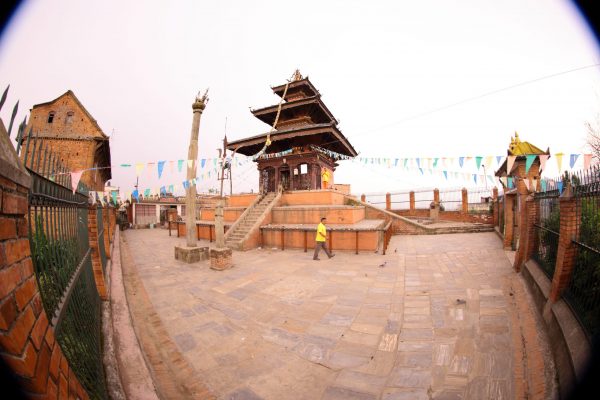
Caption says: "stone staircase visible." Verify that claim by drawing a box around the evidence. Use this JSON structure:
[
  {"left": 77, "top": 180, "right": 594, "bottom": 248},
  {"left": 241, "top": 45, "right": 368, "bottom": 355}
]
[{"left": 225, "top": 191, "right": 277, "bottom": 250}]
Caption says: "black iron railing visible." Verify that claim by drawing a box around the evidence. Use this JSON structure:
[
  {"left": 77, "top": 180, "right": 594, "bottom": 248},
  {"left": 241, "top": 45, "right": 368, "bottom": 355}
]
[
  {"left": 17, "top": 124, "right": 108, "bottom": 399},
  {"left": 564, "top": 166, "right": 600, "bottom": 337},
  {"left": 533, "top": 187, "right": 560, "bottom": 279}
]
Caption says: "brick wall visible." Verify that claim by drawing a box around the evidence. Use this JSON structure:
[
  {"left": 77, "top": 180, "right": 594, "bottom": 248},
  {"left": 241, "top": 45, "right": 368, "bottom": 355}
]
[
  {"left": 88, "top": 207, "right": 108, "bottom": 300},
  {"left": 0, "top": 157, "right": 89, "bottom": 398},
  {"left": 23, "top": 91, "right": 109, "bottom": 191}
]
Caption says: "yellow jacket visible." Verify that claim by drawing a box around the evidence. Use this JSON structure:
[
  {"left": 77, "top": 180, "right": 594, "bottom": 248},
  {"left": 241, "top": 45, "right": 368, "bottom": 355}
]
[{"left": 316, "top": 222, "right": 326, "bottom": 242}]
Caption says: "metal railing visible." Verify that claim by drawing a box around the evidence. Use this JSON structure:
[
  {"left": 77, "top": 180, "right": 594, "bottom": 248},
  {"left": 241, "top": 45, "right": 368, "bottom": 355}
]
[
  {"left": 564, "top": 166, "right": 600, "bottom": 337},
  {"left": 533, "top": 185, "right": 560, "bottom": 279},
  {"left": 17, "top": 124, "right": 108, "bottom": 399}
]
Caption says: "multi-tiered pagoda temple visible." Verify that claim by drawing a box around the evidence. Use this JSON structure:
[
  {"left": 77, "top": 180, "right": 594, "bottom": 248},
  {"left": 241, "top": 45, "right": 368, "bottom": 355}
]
[{"left": 227, "top": 71, "right": 358, "bottom": 192}]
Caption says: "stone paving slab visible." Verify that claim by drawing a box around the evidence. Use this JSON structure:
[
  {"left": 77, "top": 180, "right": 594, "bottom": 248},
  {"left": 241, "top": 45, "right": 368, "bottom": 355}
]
[{"left": 121, "top": 229, "right": 539, "bottom": 399}]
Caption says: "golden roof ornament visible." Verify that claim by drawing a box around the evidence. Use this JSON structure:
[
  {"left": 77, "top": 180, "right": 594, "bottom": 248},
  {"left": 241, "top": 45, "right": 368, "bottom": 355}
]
[{"left": 292, "top": 69, "right": 303, "bottom": 81}]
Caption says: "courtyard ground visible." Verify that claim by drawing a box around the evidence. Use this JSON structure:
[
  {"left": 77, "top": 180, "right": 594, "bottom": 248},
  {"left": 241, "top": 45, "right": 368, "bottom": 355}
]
[{"left": 118, "top": 229, "right": 554, "bottom": 400}]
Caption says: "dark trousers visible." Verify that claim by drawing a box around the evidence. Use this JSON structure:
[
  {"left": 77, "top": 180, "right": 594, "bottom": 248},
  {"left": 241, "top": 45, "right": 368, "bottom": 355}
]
[{"left": 313, "top": 241, "right": 332, "bottom": 259}]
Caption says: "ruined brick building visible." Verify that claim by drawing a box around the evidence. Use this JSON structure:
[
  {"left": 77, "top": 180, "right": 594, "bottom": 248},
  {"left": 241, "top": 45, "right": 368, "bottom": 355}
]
[{"left": 22, "top": 90, "right": 111, "bottom": 191}]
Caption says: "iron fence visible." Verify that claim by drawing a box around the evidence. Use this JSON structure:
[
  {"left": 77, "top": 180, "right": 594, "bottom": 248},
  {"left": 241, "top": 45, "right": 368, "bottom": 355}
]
[
  {"left": 466, "top": 187, "right": 493, "bottom": 214},
  {"left": 533, "top": 181, "right": 560, "bottom": 279},
  {"left": 564, "top": 166, "right": 600, "bottom": 337},
  {"left": 439, "top": 188, "right": 463, "bottom": 211},
  {"left": 15, "top": 122, "right": 108, "bottom": 399}
]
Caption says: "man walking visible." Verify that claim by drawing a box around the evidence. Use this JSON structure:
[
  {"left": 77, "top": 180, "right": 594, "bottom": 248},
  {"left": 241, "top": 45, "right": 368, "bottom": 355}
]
[{"left": 314, "top": 217, "right": 335, "bottom": 260}]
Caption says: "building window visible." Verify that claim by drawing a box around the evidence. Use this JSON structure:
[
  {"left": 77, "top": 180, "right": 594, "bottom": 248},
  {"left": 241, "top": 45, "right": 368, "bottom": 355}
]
[
  {"left": 47, "top": 112, "right": 55, "bottom": 123},
  {"left": 65, "top": 111, "right": 74, "bottom": 124}
]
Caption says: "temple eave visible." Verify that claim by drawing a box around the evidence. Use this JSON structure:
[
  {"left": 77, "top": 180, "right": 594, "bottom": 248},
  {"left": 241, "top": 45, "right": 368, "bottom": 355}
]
[{"left": 227, "top": 125, "right": 357, "bottom": 157}]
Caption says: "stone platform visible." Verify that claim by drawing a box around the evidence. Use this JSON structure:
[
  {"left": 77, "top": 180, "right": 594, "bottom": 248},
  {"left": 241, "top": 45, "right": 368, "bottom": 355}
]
[{"left": 119, "top": 229, "right": 555, "bottom": 399}]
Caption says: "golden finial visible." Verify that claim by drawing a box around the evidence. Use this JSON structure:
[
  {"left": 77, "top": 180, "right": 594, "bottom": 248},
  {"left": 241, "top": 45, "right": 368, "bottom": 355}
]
[{"left": 292, "top": 69, "right": 303, "bottom": 81}]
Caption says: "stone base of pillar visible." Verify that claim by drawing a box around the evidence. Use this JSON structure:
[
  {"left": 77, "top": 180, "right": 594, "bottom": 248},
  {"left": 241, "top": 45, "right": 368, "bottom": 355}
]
[
  {"left": 210, "top": 247, "right": 233, "bottom": 271},
  {"left": 429, "top": 204, "right": 440, "bottom": 221},
  {"left": 174, "top": 245, "right": 209, "bottom": 263}
]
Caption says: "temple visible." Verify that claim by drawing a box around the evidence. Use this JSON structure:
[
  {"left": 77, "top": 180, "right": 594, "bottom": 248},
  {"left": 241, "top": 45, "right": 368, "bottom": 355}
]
[{"left": 227, "top": 70, "right": 358, "bottom": 192}]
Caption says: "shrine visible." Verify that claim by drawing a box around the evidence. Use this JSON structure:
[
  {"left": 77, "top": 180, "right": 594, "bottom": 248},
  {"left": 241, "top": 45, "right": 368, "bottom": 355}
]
[{"left": 227, "top": 70, "right": 358, "bottom": 192}]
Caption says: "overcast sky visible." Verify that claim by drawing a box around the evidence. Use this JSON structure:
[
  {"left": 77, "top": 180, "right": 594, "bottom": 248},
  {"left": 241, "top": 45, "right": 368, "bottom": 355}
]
[{"left": 1, "top": 0, "right": 599, "bottom": 196}]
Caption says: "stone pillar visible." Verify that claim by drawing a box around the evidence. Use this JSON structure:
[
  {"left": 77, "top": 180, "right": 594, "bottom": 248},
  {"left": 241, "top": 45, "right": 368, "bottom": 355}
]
[
  {"left": 430, "top": 188, "right": 440, "bottom": 221},
  {"left": 88, "top": 207, "right": 107, "bottom": 299},
  {"left": 0, "top": 119, "right": 89, "bottom": 400},
  {"left": 461, "top": 188, "right": 468, "bottom": 214},
  {"left": 492, "top": 187, "right": 499, "bottom": 226},
  {"left": 185, "top": 91, "right": 208, "bottom": 248},
  {"left": 548, "top": 185, "right": 578, "bottom": 302},
  {"left": 409, "top": 191, "right": 415, "bottom": 214},
  {"left": 361, "top": 194, "right": 366, "bottom": 202},
  {"left": 210, "top": 199, "right": 232, "bottom": 270},
  {"left": 215, "top": 200, "right": 225, "bottom": 248},
  {"left": 385, "top": 193, "right": 391, "bottom": 210}
]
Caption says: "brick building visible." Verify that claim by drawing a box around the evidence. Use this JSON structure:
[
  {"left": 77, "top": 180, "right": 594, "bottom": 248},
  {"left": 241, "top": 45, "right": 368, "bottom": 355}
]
[{"left": 22, "top": 90, "right": 111, "bottom": 191}]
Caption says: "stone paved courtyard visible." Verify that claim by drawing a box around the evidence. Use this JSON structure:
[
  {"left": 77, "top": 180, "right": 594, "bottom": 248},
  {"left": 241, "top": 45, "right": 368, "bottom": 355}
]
[{"left": 121, "top": 229, "right": 525, "bottom": 400}]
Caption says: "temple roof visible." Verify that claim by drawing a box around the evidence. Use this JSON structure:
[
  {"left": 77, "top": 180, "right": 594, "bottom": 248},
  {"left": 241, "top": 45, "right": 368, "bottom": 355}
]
[
  {"left": 227, "top": 123, "right": 358, "bottom": 157},
  {"left": 251, "top": 96, "right": 337, "bottom": 126},
  {"left": 495, "top": 132, "right": 550, "bottom": 177},
  {"left": 271, "top": 77, "right": 320, "bottom": 100},
  {"left": 508, "top": 132, "right": 547, "bottom": 156}
]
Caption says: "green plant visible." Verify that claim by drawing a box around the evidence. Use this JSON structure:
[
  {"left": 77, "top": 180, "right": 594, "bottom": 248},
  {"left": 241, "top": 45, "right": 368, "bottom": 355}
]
[{"left": 569, "top": 197, "right": 600, "bottom": 335}]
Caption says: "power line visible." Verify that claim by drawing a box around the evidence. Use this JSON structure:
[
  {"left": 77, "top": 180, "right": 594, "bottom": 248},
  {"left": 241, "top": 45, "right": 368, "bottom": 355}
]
[{"left": 357, "top": 62, "right": 600, "bottom": 135}]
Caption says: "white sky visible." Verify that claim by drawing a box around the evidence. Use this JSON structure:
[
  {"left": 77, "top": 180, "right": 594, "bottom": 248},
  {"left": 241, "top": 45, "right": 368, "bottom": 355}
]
[{"left": 1, "top": 0, "right": 599, "bottom": 196}]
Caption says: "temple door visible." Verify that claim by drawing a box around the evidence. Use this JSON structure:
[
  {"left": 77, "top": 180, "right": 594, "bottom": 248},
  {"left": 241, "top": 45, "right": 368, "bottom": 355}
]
[{"left": 280, "top": 166, "right": 290, "bottom": 191}]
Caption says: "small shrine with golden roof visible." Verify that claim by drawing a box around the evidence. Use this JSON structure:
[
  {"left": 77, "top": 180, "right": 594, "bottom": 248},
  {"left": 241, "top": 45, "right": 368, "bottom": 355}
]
[
  {"left": 227, "top": 70, "right": 358, "bottom": 192},
  {"left": 495, "top": 132, "right": 550, "bottom": 190}
]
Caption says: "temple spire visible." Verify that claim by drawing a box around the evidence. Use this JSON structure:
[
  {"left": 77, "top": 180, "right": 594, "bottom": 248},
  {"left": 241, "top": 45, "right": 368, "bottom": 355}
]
[{"left": 292, "top": 69, "right": 303, "bottom": 81}]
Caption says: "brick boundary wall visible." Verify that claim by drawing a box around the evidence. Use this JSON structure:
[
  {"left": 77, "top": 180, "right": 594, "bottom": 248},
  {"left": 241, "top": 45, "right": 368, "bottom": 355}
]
[
  {"left": 0, "top": 135, "right": 89, "bottom": 399},
  {"left": 510, "top": 180, "right": 592, "bottom": 398},
  {"left": 88, "top": 207, "right": 108, "bottom": 300}
]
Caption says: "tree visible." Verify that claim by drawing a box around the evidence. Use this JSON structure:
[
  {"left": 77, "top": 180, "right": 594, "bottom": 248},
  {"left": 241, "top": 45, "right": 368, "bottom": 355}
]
[{"left": 585, "top": 113, "right": 600, "bottom": 161}]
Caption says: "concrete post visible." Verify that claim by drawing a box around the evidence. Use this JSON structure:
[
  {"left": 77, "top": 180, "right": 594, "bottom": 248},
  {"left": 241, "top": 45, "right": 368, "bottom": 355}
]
[
  {"left": 461, "top": 188, "right": 468, "bottom": 214},
  {"left": 548, "top": 185, "right": 578, "bottom": 302},
  {"left": 185, "top": 90, "right": 208, "bottom": 248},
  {"left": 433, "top": 188, "right": 440, "bottom": 205},
  {"left": 385, "top": 193, "right": 391, "bottom": 210},
  {"left": 409, "top": 191, "right": 415, "bottom": 214}
]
